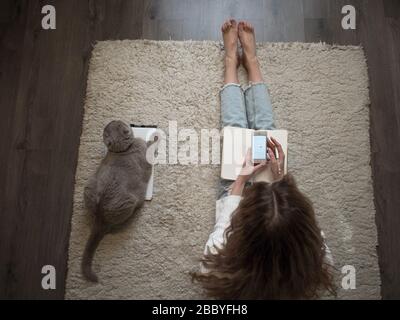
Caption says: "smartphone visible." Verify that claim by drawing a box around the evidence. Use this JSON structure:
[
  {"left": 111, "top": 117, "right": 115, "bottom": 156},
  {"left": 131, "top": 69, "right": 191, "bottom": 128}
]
[{"left": 252, "top": 133, "right": 268, "bottom": 164}]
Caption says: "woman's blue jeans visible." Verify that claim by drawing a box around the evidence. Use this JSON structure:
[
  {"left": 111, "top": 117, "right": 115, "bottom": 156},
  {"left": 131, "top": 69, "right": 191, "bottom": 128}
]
[{"left": 218, "top": 82, "right": 276, "bottom": 199}]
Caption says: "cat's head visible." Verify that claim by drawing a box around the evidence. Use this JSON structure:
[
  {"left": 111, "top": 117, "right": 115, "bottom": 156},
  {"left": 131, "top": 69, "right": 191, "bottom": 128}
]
[{"left": 103, "top": 120, "right": 134, "bottom": 153}]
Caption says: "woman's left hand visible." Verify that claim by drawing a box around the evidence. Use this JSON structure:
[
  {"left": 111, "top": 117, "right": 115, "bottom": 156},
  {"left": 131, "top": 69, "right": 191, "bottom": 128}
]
[{"left": 267, "top": 137, "right": 285, "bottom": 181}]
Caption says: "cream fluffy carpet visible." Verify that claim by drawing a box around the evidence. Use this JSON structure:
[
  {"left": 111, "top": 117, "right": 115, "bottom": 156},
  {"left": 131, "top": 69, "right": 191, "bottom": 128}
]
[{"left": 66, "top": 40, "right": 380, "bottom": 299}]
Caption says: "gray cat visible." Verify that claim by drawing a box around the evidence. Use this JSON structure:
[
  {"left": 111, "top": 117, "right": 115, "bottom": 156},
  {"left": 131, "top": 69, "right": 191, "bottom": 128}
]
[{"left": 82, "top": 120, "right": 157, "bottom": 282}]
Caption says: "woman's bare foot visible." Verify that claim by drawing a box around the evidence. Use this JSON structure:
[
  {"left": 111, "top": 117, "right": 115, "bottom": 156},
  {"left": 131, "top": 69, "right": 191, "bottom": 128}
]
[
  {"left": 221, "top": 19, "right": 240, "bottom": 68},
  {"left": 238, "top": 21, "right": 258, "bottom": 71}
]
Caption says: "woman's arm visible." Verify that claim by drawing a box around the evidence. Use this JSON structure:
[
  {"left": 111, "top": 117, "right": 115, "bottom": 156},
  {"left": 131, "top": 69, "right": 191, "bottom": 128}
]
[
  {"left": 202, "top": 149, "right": 267, "bottom": 260},
  {"left": 230, "top": 175, "right": 247, "bottom": 196},
  {"left": 230, "top": 149, "right": 267, "bottom": 196},
  {"left": 204, "top": 195, "right": 242, "bottom": 257}
]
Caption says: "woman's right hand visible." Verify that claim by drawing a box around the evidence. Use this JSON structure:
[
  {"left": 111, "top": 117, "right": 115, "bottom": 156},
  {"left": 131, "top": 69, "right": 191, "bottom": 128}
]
[{"left": 267, "top": 137, "right": 285, "bottom": 181}]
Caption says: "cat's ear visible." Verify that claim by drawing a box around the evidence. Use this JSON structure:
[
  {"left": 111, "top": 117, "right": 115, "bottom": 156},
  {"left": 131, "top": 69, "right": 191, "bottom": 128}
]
[{"left": 119, "top": 122, "right": 132, "bottom": 136}]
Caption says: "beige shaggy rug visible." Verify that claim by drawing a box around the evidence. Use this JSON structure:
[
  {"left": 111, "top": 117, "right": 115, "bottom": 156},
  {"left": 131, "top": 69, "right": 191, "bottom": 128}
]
[{"left": 66, "top": 40, "right": 380, "bottom": 299}]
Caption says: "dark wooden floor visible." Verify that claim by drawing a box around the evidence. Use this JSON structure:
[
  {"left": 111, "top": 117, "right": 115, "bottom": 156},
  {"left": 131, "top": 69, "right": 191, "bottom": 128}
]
[{"left": 0, "top": 0, "right": 399, "bottom": 299}]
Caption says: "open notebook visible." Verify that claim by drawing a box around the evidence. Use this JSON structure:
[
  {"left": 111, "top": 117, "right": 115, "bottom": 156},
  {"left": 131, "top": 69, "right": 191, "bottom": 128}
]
[
  {"left": 130, "top": 125, "right": 157, "bottom": 201},
  {"left": 221, "top": 126, "right": 288, "bottom": 182}
]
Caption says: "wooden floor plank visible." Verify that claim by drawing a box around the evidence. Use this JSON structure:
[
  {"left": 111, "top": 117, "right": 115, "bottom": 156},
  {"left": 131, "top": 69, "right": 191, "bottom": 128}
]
[{"left": 0, "top": 0, "right": 30, "bottom": 299}]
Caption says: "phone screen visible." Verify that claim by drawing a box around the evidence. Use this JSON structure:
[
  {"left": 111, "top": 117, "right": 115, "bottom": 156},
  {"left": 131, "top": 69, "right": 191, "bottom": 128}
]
[{"left": 252, "top": 135, "right": 267, "bottom": 161}]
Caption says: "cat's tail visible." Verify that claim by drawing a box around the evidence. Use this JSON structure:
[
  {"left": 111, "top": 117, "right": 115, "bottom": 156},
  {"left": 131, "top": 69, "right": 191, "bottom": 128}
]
[{"left": 81, "top": 222, "right": 106, "bottom": 282}]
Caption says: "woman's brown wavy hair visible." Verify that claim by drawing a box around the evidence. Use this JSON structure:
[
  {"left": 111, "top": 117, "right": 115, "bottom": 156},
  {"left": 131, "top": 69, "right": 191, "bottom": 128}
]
[{"left": 193, "top": 173, "right": 336, "bottom": 299}]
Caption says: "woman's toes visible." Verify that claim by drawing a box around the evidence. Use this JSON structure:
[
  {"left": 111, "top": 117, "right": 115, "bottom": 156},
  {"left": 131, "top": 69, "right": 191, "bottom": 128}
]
[
  {"left": 222, "top": 19, "right": 236, "bottom": 33},
  {"left": 222, "top": 21, "right": 228, "bottom": 32},
  {"left": 244, "top": 22, "right": 251, "bottom": 31}
]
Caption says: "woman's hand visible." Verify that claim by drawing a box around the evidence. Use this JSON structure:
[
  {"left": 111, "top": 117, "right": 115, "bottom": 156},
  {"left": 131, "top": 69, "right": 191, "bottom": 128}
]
[
  {"left": 230, "top": 137, "right": 285, "bottom": 196},
  {"left": 230, "top": 149, "right": 267, "bottom": 196},
  {"left": 267, "top": 137, "right": 285, "bottom": 181},
  {"left": 239, "top": 148, "right": 268, "bottom": 181}
]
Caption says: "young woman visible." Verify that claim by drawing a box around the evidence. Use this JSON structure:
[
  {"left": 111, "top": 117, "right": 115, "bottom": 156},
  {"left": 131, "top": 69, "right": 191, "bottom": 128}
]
[{"left": 193, "top": 20, "right": 335, "bottom": 299}]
